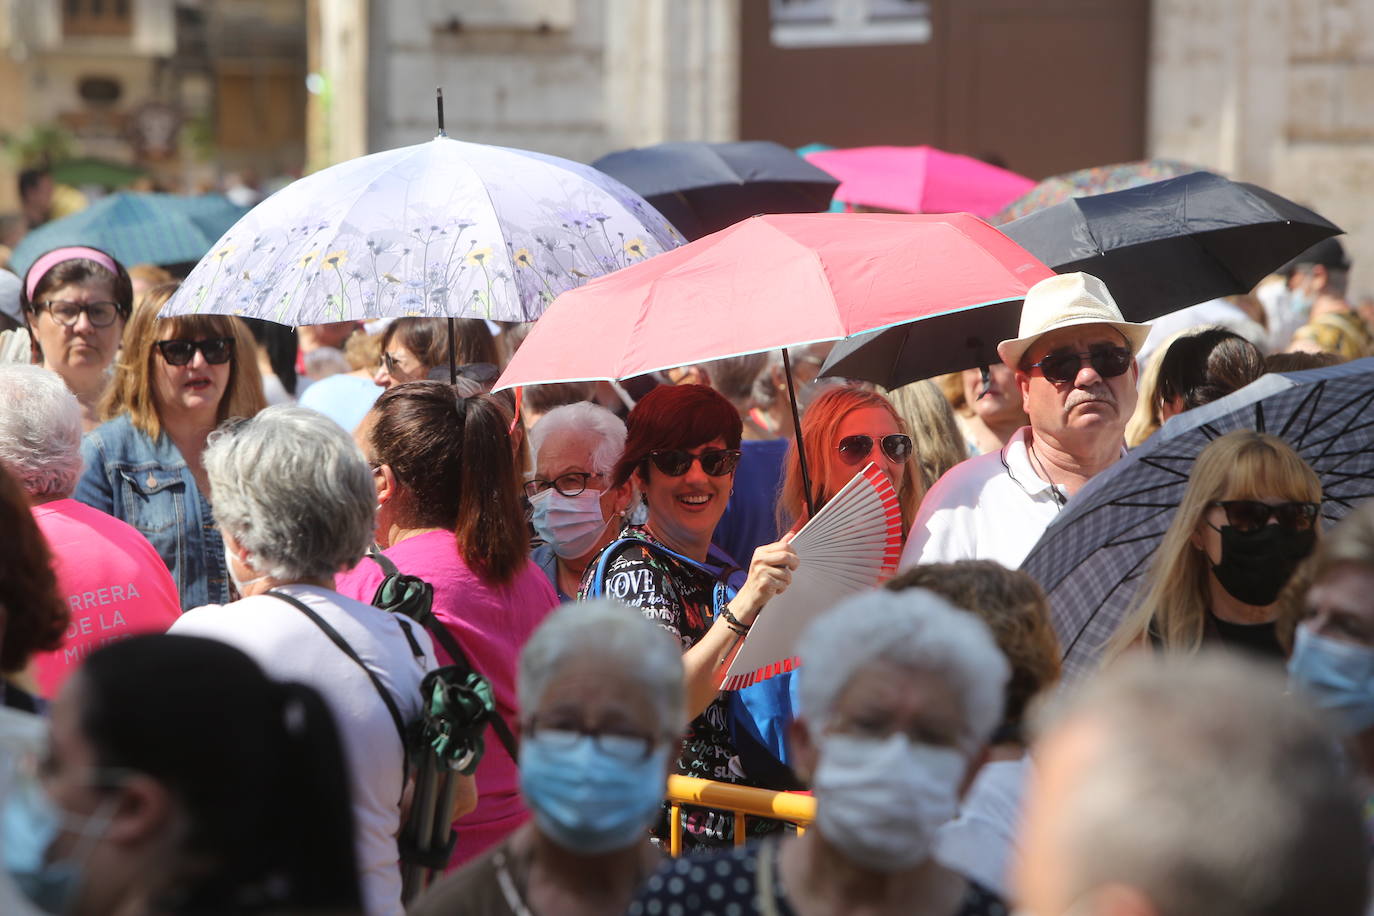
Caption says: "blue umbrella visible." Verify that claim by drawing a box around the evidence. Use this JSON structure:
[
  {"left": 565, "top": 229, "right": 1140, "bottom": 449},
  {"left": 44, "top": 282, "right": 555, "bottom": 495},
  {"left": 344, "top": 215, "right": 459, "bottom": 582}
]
[{"left": 11, "top": 192, "right": 250, "bottom": 277}]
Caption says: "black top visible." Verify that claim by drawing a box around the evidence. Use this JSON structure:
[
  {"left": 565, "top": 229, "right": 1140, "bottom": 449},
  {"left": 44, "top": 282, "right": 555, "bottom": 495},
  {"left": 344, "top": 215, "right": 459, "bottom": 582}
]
[
  {"left": 629, "top": 839, "right": 1009, "bottom": 916},
  {"left": 1204, "top": 611, "right": 1285, "bottom": 660}
]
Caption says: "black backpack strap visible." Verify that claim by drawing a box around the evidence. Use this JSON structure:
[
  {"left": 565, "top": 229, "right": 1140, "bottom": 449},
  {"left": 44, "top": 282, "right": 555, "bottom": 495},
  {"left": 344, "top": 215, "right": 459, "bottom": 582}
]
[{"left": 269, "top": 590, "right": 409, "bottom": 756}]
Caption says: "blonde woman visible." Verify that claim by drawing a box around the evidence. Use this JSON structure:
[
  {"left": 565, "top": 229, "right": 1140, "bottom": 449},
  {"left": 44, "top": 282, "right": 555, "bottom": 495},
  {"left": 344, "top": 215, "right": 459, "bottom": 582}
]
[
  {"left": 884, "top": 379, "right": 969, "bottom": 490},
  {"left": 1107, "top": 430, "right": 1322, "bottom": 662},
  {"left": 937, "top": 365, "right": 1028, "bottom": 455},
  {"left": 74, "top": 283, "right": 266, "bottom": 609},
  {"left": 778, "top": 384, "right": 924, "bottom": 533}
]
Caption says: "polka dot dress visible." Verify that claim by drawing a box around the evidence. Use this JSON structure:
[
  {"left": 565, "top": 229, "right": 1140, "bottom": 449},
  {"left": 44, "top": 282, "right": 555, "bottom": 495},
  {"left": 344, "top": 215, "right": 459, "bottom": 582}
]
[{"left": 627, "top": 840, "right": 1009, "bottom": 916}]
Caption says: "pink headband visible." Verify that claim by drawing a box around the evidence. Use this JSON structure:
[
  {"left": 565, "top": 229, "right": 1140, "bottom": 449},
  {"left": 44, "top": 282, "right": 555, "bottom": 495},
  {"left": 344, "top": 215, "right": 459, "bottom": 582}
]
[{"left": 25, "top": 247, "right": 120, "bottom": 302}]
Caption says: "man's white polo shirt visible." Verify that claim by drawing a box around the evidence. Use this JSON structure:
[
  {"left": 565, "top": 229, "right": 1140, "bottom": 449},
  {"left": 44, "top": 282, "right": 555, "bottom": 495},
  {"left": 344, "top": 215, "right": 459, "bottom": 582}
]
[{"left": 899, "top": 426, "right": 1063, "bottom": 570}]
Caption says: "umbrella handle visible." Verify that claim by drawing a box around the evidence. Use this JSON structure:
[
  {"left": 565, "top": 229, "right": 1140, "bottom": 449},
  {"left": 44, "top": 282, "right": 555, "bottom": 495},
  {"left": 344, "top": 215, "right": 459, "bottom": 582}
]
[
  {"left": 969, "top": 336, "right": 994, "bottom": 400},
  {"left": 782, "top": 348, "right": 816, "bottom": 518}
]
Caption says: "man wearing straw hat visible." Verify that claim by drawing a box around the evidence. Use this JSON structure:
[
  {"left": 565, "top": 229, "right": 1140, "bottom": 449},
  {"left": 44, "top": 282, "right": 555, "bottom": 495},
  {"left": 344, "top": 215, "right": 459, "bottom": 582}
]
[{"left": 900, "top": 272, "right": 1149, "bottom": 570}]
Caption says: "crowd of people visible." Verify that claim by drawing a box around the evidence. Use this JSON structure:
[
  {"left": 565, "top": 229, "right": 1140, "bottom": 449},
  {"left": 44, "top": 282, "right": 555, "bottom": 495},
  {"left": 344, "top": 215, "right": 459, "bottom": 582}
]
[{"left": 0, "top": 223, "right": 1372, "bottom": 916}]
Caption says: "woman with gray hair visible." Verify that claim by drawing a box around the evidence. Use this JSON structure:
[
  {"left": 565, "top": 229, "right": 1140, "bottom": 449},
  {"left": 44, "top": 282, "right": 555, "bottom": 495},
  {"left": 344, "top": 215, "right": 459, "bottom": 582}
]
[
  {"left": 411, "top": 599, "right": 684, "bottom": 916},
  {"left": 169, "top": 405, "right": 442, "bottom": 916},
  {"left": 631, "top": 588, "right": 1010, "bottom": 916},
  {"left": 0, "top": 363, "right": 179, "bottom": 698},
  {"left": 527, "top": 401, "right": 636, "bottom": 600}
]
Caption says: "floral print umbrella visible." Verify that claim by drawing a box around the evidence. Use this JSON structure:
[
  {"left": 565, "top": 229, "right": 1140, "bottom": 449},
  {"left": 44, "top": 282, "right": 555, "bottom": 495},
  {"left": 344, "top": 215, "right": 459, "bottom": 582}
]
[
  {"left": 162, "top": 136, "right": 682, "bottom": 324},
  {"left": 990, "top": 158, "right": 1209, "bottom": 226}
]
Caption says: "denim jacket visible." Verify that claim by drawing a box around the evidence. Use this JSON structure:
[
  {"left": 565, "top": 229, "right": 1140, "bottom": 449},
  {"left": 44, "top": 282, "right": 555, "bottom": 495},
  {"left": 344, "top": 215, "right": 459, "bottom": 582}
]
[{"left": 74, "top": 413, "right": 229, "bottom": 610}]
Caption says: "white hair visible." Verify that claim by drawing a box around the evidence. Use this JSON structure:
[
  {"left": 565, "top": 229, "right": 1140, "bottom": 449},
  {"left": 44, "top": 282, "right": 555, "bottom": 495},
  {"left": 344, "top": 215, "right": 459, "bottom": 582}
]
[
  {"left": 797, "top": 588, "right": 1009, "bottom": 752},
  {"left": 518, "top": 599, "right": 686, "bottom": 734},
  {"left": 0, "top": 364, "right": 83, "bottom": 499},
  {"left": 204, "top": 405, "right": 375, "bottom": 582},
  {"left": 1033, "top": 653, "right": 1366, "bottom": 916},
  {"left": 527, "top": 401, "right": 627, "bottom": 476}
]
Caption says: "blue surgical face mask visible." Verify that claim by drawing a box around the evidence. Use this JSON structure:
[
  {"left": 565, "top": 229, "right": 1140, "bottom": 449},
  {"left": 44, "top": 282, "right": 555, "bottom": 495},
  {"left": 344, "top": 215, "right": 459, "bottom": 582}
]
[
  {"left": 528, "top": 488, "right": 613, "bottom": 560},
  {"left": 1288, "top": 624, "right": 1374, "bottom": 735},
  {"left": 2, "top": 772, "right": 116, "bottom": 915},
  {"left": 519, "top": 731, "right": 669, "bottom": 854}
]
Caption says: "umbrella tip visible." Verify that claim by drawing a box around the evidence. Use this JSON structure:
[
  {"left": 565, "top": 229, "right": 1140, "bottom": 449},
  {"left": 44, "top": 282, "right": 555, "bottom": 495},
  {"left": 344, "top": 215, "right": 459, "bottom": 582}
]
[{"left": 436, "top": 87, "right": 446, "bottom": 138}]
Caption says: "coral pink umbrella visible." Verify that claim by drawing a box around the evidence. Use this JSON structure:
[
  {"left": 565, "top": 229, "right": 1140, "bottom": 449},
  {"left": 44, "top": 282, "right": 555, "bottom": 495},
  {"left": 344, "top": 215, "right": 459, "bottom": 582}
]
[
  {"left": 495, "top": 211, "right": 1052, "bottom": 514},
  {"left": 805, "top": 145, "right": 1036, "bottom": 218}
]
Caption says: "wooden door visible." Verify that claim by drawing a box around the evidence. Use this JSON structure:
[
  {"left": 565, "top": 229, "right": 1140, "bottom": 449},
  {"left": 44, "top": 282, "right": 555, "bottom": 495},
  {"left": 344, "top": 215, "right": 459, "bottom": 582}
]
[{"left": 738, "top": 0, "right": 1150, "bottom": 180}]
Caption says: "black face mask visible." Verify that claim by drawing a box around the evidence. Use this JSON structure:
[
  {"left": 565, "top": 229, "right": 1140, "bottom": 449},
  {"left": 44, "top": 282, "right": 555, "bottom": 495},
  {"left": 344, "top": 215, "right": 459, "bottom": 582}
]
[{"left": 1210, "top": 524, "right": 1317, "bottom": 607}]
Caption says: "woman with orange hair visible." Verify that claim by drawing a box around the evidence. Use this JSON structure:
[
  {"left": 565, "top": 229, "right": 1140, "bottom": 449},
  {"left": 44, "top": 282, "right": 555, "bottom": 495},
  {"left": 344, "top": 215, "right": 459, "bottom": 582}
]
[{"left": 777, "top": 384, "right": 924, "bottom": 534}]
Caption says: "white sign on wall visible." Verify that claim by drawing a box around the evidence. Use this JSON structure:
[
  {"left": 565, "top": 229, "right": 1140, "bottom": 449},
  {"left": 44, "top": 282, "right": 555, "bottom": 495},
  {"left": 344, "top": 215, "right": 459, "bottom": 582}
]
[{"left": 770, "top": 0, "right": 932, "bottom": 47}]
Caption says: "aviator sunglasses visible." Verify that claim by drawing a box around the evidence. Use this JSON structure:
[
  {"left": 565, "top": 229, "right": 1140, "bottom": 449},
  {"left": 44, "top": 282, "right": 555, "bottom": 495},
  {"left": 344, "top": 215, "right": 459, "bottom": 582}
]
[
  {"left": 1028, "top": 344, "right": 1133, "bottom": 385},
  {"left": 836, "top": 434, "right": 913, "bottom": 465},
  {"left": 647, "top": 448, "right": 742, "bottom": 477},
  {"left": 155, "top": 337, "right": 235, "bottom": 367},
  {"left": 1208, "top": 500, "right": 1320, "bottom": 534}
]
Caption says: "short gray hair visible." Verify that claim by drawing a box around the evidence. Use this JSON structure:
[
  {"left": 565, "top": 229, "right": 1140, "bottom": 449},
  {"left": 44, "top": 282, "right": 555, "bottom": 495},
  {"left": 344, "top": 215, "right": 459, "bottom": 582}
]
[
  {"left": 0, "top": 364, "right": 83, "bottom": 499},
  {"left": 797, "top": 588, "right": 1008, "bottom": 752},
  {"left": 518, "top": 599, "right": 685, "bottom": 734},
  {"left": 528, "top": 401, "right": 627, "bottom": 476},
  {"left": 1033, "top": 652, "right": 1367, "bottom": 916},
  {"left": 205, "top": 405, "right": 375, "bottom": 581}
]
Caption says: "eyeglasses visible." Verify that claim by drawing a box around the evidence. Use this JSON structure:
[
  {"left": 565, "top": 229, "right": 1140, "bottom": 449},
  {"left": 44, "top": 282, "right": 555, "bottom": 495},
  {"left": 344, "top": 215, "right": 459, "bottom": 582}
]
[
  {"left": 836, "top": 434, "right": 913, "bottom": 466},
  {"left": 647, "top": 448, "right": 742, "bottom": 478},
  {"left": 1028, "top": 345, "right": 1133, "bottom": 385},
  {"left": 524, "top": 722, "right": 661, "bottom": 763},
  {"left": 1209, "top": 500, "right": 1320, "bottom": 533},
  {"left": 524, "top": 471, "right": 602, "bottom": 499},
  {"left": 155, "top": 337, "right": 235, "bottom": 366},
  {"left": 37, "top": 300, "right": 123, "bottom": 328}
]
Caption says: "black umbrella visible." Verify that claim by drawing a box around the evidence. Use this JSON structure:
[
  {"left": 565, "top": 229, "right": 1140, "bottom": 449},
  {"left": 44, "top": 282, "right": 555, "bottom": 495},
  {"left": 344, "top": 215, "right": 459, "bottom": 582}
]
[
  {"left": 820, "top": 172, "right": 1341, "bottom": 389},
  {"left": 592, "top": 141, "right": 839, "bottom": 240},
  {"left": 1019, "top": 357, "right": 1374, "bottom": 684},
  {"left": 1000, "top": 171, "right": 1341, "bottom": 325}
]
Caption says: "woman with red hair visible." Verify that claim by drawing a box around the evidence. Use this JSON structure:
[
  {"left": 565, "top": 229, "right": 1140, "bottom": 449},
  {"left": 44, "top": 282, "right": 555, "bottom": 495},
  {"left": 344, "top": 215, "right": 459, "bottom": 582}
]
[{"left": 581, "top": 384, "right": 798, "bottom": 848}]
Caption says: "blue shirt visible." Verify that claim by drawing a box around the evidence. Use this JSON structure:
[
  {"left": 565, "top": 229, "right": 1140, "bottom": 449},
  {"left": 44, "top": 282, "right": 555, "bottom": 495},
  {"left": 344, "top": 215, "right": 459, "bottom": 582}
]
[
  {"left": 713, "top": 438, "right": 789, "bottom": 566},
  {"left": 297, "top": 373, "right": 382, "bottom": 432},
  {"left": 74, "top": 413, "right": 229, "bottom": 610}
]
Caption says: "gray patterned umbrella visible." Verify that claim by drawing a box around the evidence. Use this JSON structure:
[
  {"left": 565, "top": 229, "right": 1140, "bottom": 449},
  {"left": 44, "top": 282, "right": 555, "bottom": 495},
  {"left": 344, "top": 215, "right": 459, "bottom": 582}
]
[{"left": 1021, "top": 356, "right": 1374, "bottom": 683}]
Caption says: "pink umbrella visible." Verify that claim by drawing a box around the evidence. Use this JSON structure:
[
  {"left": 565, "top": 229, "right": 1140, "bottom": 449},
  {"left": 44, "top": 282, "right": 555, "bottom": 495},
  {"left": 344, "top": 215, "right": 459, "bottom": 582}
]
[
  {"left": 495, "top": 211, "right": 1050, "bottom": 388},
  {"left": 805, "top": 145, "right": 1036, "bottom": 218},
  {"left": 496, "top": 211, "right": 1051, "bottom": 515}
]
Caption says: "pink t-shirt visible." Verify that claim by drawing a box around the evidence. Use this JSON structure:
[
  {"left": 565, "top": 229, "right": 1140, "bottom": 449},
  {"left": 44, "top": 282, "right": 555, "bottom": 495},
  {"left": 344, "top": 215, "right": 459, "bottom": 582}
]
[
  {"left": 30, "top": 499, "right": 182, "bottom": 697},
  {"left": 334, "top": 531, "right": 559, "bottom": 868}
]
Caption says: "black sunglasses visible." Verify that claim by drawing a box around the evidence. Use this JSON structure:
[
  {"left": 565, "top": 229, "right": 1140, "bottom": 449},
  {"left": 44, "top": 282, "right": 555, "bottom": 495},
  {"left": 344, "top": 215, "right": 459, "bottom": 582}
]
[
  {"left": 647, "top": 448, "right": 742, "bottom": 478},
  {"left": 836, "top": 434, "right": 913, "bottom": 466},
  {"left": 155, "top": 337, "right": 235, "bottom": 367},
  {"left": 1029, "top": 345, "right": 1133, "bottom": 385},
  {"left": 1209, "top": 500, "right": 1320, "bottom": 534}
]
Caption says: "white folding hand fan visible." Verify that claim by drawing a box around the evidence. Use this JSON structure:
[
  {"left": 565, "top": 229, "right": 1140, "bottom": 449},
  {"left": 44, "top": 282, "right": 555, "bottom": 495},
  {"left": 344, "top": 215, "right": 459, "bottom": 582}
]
[{"left": 720, "top": 461, "right": 903, "bottom": 691}]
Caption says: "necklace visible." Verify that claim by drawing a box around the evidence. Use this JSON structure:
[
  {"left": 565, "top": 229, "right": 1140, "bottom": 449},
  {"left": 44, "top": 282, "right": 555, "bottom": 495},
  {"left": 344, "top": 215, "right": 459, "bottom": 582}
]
[{"left": 1026, "top": 440, "right": 1067, "bottom": 509}]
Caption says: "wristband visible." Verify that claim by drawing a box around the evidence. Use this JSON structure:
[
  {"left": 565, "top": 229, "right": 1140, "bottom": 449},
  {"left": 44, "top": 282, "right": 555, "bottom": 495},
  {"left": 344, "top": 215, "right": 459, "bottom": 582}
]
[{"left": 722, "top": 608, "right": 751, "bottom": 633}]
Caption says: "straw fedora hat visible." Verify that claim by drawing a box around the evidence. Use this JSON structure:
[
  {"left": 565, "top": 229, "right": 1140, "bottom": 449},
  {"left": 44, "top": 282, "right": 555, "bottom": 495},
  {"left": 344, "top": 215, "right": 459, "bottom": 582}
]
[{"left": 997, "top": 272, "right": 1151, "bottom": 370}]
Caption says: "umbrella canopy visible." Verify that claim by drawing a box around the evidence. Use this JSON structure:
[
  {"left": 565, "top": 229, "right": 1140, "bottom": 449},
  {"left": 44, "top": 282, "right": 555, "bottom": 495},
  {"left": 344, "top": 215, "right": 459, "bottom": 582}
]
[
  {"left": 999, "top": 171, "right": 1341, "bottom": 325},
  {"left": 803, "top": 145, "right": 1035, "bottom": 218},
  {"left": 1021, "top": 357, "right": 1374, "bottom": 683},
  {"left": 990, "top": 158, "right": 1207, "bottom": 225},
  {"left": 592, "top": 140, "right": 839, "bottom": 241},
  {"left": 10, "top": 192, "right": 250, "bottom": 278},
  {"left": 494, "top": 212, "right": 1053, "bottom": 390},
  {"left": 161, "top": 136, "right": 681, "bottom": 325},
  {"left": 824, "top": 172, "right": 1342, "bottom": 388}
]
